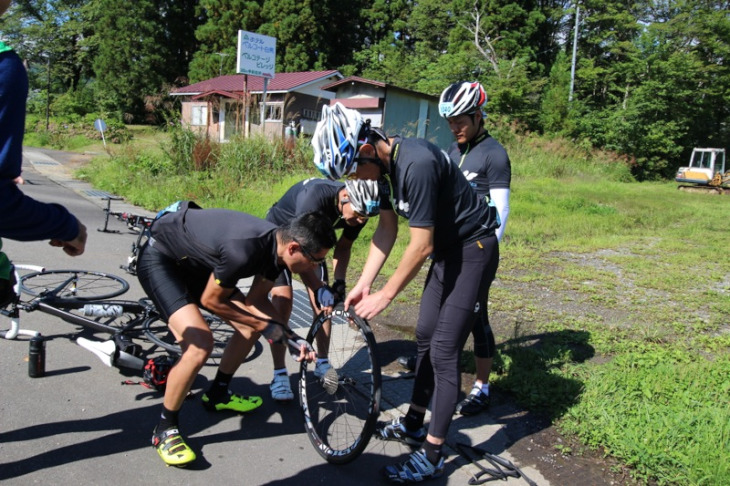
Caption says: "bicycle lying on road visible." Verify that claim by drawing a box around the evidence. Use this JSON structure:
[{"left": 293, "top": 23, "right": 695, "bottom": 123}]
[
  {"left": 0, "top": 266, "right": 247, "bottom": 369},
  {"left": 1, "top": 265, "right": 381, "bottom": 465},
  {"left": 97, "top": 196, "right": 155, "bottom": 235}
]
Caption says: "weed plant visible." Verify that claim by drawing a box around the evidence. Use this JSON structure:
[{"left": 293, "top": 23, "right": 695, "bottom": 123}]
[{"left": 73, "top": 123, "right": 729, "bottom": 485}]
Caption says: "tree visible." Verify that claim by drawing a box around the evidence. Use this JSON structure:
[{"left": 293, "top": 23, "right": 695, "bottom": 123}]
[
  {"left": 188, "top": 0, "right": 264, "bottom": 82},
  {"left": 1, "top": 0, "right": 92, "bottom": 113},
  {"left": 539, "top": 50, "right": 572, "bottom": 133},
  {"left": 83, "top": 0, "right": 167, "bottom": 120}
]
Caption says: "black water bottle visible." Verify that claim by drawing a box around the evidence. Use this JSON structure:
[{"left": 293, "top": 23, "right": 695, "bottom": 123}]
[{"left": 28, "top": 334, "right": 46, "bottom": 378}]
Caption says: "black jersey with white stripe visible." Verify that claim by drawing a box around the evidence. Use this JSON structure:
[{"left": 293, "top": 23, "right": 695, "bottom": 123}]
[{"left": 447, "top": 131, "right": 512, "bottom": 199}]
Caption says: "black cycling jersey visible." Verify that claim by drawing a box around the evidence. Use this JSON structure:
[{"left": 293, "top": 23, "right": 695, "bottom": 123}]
[
  {"left": 447, "top": 131, "right": 512, "bottom": 198},
  {"left": 266, "top": 178, "right": 361, "bottom": 240},
  {"left": 150, "top": 205, "right": 282, "bottom": 288},
  {"left": 386, "top": 136, "right": 498, "bottom": 255},
  {"left": 266, "top": 178, "right": 391, "bottom": 241}
]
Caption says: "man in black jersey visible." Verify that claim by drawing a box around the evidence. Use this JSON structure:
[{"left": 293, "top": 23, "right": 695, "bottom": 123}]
[
  {"left": 397, "top": 81, "right": 512, "bottom": 416},
  {"left": 136, "top": 202, "right": 337, "bottom": 467},
  {"left": 264, "top": 177, "right": 383, "bottom": 401},
  {"left": 312, "top": 103, "right": 500, "bottom": 483}
]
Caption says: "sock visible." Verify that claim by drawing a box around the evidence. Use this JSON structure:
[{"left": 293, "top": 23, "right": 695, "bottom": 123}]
[
  {"left": 273, "top": 368, "right": 288, "bottom": 377},
  {"left": 207, "top": 370, "right": 234, "bottom": 401},
  {"left": 473, "top": 381, "right": 489, "bottom": 396},
  {"left": 317, "top": 358, "right": 329, "bottom": 365},
  {"left": 404, "top": 408, "right": 425, "bottom": 432},
  {"left": 422, "top": 441, "right": 442, "bottom": 465},
  {"left": 158, "top": 406, "right": 179, "bottom": 431}
]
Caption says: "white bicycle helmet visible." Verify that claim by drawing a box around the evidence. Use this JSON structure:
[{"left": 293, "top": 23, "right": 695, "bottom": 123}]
[
  {"left": 313, "top": 103, "right": 364, "bottom": 179},
  {"left": 344, "top": 179, "right": 381, "bottom": 217},
  {"left": 438, "top": 81, "right": 487, "bottom": 118}
]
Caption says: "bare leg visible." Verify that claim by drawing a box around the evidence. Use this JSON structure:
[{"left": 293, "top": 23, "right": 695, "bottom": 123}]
[
  {"left": 270, "top": 284, "right": 293, "bottom": 369},
  {"left": 473, "top": 357, "right": 493, "bottom": 389},
  {"left": 164, "top": 304, "right": 213, "bottom": 412}
]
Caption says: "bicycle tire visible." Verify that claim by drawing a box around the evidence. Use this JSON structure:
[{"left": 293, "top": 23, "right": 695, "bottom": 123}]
[
  {"left": 143, "top": 313, "right": 263, "bottom": 362},
  {"left": 299, "top": 305, "right": 381, "bottom": 465},
  {"left": 20, "top": 270, "right": 129, "bottom": 300}
]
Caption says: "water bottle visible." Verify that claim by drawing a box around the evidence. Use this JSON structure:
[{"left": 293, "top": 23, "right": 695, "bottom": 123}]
[
  {"left": 83, "top": 304, "right": 124, "bottom": 317},
  {"left": 28, "top": 334, "right": 46, "bottom": 378}
]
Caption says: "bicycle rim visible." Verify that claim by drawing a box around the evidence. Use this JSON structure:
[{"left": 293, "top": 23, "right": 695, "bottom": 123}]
[
  {"left": 143, "top": 312, "right": 263, "bottom": 362},
  {"left": 299, "top": 305, "right": 381, "bottom": 464},
  {"left": 20, "top": 270, "right": 129, "bottom": 300}
]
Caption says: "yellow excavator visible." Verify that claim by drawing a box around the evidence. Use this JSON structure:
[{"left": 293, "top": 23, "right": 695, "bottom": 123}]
[{"left": 676, "top": 148, "right": 729, "bottom": 194}]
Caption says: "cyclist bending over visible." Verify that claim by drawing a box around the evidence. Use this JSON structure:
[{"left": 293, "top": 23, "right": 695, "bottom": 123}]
[
  {"left": 265, "top": 178, "right": 383, "bottom": 401},
  {"left": 136, "top": 202, "right": 336, "bottom": 467}
]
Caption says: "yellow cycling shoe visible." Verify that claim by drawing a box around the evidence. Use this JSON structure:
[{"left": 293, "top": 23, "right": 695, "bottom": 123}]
[
  {"left": 152, "top": 426, "right": 196, "bottom": 467},
  {"left": 201, "top": 391, "right": 263, "bottom": 413}
]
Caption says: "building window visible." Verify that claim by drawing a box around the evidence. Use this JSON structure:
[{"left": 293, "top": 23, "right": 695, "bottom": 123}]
[
  {"left": 302, "top": 108, "right": 322, "bottom": 120},
  {"left": 261, "top": 102, "right": 283, "bottom": 121},
  {"left": 191, "top": 105, "right": 208, "bottom": 126}
]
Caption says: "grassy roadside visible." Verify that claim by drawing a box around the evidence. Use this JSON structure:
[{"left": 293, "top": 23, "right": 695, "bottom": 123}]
[{"left": 51, "top": 126, "right": 729, "bottom": 485}]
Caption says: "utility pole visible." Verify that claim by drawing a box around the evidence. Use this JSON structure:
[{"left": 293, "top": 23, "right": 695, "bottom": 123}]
[
  {"left": 569, "top": 4, "right": 580, "bottom": 103},
  {"left": 45, "top": 55, "right": 51, "bottom": 130},
  {"left": 215, "top": 52, "right": 229, "bottom": 77}
]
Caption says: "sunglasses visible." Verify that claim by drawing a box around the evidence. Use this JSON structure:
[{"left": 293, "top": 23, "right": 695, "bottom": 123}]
[{"left": 293, "top": 238, "right": 327, "bottom": 264}]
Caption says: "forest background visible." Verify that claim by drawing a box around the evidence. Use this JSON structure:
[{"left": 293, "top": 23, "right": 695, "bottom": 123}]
[{"left": 1, "top": 0, "right": 729, "bottom": 181}]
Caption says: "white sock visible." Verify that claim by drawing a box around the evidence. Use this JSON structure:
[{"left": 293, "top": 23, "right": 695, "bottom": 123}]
[{"left": 472, "top": 382, "right": 489, "bottom": 396}]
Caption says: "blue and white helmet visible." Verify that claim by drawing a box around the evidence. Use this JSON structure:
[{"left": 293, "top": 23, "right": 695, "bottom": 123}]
[
  {"left": 438, "top": 81, "right": 487, "bottom": 118},
  {"left": 312, "top": 103, "right": 364, "bottom": 180},
  {"left": 344, "top": 179, "right": 380, "bottom": 217}
]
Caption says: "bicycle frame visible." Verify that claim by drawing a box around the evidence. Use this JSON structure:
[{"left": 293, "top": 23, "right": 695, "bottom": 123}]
[
  {"left": 3, "top": 268, "right": 155, "bottom": 370},
  {"left": 0, "top": 264, "right": 45, "bottom": 340}
]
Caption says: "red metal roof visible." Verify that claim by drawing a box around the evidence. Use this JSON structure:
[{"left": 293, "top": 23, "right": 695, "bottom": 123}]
[{"left": 173, "top": 70, "right": 341, "bottom": 95}]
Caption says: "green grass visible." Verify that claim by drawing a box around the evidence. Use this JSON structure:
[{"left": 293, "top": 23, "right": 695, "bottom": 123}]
[{"left": 51, "top": 123, "right": 730, "bottom": 485}]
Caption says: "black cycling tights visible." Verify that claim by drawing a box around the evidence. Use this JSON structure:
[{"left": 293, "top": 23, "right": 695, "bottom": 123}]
[{"left": 410, "top": 235, "right": 498, "bottom": 440}]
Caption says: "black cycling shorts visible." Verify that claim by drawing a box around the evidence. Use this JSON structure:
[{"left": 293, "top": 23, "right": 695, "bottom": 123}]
[{"left": 136, "top": 243, "right": 210, "bottom": 322}]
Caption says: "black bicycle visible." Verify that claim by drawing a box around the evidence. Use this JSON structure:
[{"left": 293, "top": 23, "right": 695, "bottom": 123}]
[{"left": 299, "top": 304, "right": 381, "bottom": 464}]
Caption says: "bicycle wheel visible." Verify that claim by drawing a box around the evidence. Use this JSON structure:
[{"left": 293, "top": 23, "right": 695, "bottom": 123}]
[
  {"left": 20, "top": 270, "right": 129, "bottom": 300},
  {"left": 299, "top": 305, "right": 381, "bottom": 465},
  {"left": 143, "top": 312, "right": 263, "bottom": 362}
]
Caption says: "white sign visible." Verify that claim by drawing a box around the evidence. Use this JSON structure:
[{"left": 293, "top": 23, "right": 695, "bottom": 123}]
[{"left": 237, "top": 30, "right": 276, "bottom": 78}]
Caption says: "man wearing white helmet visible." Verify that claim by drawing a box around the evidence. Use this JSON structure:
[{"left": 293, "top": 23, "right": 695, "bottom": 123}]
[
  {"left": 441, "top": 81, "right": 511, "bottom": 415},
  {"left": 312, "top": 103, "right": 500, "bottom": 483},
  {"left": 264, "top": 177, "right": 386, "bottom": 401}
]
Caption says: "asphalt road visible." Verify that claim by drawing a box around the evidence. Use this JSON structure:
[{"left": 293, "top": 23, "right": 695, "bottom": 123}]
[{"left": 0, "top": 149, "right": 548, "bottom": 486}]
